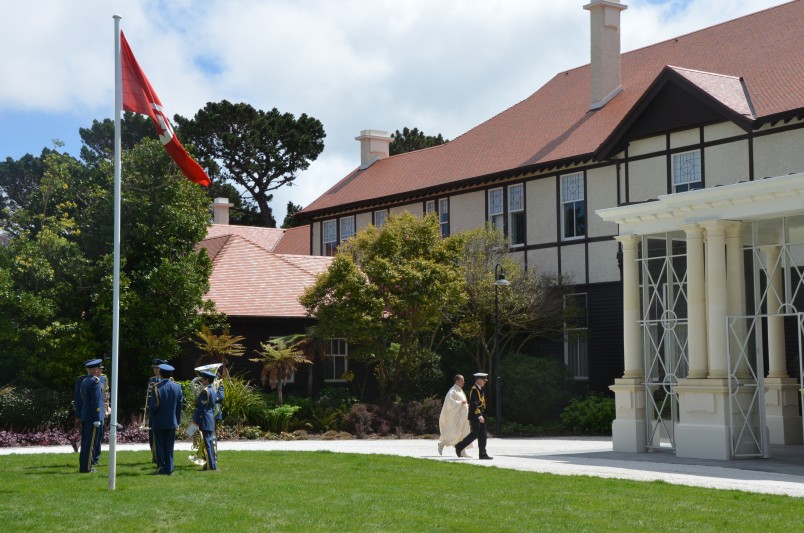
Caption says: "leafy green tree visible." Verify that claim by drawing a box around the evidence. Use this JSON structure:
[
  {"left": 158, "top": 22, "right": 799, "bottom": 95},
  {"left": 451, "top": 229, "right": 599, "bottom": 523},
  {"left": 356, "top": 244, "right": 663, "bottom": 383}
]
[
  {"left": 193, "top": 326, "right": 246, "bottom": 377},
  {"left": 454, "top": 224, "right": 575, "bottom": 375},
  {"left": 0, "top": 148, "right": 59, "bottom": 224},
  {"left": 301, "top": 212, "right": 466, "bottom": 401},
  {"left": 175, "top": 100, "right": 326, "bottom": 227},
  {"left": 250, "top": 337, "right": 311, "bottom": 405},
  {"left": 78, "top": 112, "right": 155, "bottom": 164},
  {"left": 0, "top": 140, "right": 219, "bottom": 390},
  {"left": 389, "top": 127, "right": 447, "bottom": 156}
]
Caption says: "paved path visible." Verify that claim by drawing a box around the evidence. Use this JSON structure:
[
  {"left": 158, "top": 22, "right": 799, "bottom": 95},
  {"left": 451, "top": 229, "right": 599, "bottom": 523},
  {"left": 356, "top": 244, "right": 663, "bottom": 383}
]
[{"left": 4, "top": 437, "right": 804, "bottom": 498}]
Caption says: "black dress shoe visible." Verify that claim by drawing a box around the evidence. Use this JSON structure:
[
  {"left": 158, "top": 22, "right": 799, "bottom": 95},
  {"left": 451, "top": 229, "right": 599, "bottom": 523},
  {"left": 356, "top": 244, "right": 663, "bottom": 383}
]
[
  {"left": 479, "top": 455, "right": 493, "bottom": 460},
  {"left": 455, "top": 446, "right": 463, "bottom": 458},
  {"left": 71, "top": 441, "right": 79, "bottom": 453}
]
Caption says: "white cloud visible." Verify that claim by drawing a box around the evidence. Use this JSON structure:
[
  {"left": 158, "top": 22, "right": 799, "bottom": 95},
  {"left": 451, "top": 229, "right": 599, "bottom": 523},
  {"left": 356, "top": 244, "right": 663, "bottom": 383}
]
[{"left": 0, "top": 0, "right": 789, "bottom": 223}]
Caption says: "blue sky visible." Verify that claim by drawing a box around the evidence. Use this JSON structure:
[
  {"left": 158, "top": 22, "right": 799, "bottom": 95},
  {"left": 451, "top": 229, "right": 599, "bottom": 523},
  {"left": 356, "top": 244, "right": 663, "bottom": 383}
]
[{"left": 0, "top": 0, "right": 789, "bottom": 222}]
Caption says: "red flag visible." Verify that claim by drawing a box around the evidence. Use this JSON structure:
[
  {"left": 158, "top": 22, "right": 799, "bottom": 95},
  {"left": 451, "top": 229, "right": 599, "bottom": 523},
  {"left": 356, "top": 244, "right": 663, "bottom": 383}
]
[{"left": 120, "top": 31, "right": 210, "bottom": 187}]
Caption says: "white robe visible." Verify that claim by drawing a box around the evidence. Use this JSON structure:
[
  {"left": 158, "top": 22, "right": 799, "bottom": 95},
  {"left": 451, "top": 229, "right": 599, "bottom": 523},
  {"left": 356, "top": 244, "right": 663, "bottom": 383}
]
[{"left": 438, "top": 384, "right": 472, "bottom": 447}]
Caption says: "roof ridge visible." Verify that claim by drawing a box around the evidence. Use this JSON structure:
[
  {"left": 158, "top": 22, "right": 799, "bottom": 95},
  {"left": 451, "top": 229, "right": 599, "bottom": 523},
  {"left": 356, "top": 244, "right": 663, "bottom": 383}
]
[{"left": 666, "top": 65, "right": 741, "bottom": 79}]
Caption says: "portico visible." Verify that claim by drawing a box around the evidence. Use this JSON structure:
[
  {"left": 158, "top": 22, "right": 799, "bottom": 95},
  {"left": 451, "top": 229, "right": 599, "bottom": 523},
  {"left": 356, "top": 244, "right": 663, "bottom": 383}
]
[{"left": 598, "top": 171, "right": 804, "bottom": 460}]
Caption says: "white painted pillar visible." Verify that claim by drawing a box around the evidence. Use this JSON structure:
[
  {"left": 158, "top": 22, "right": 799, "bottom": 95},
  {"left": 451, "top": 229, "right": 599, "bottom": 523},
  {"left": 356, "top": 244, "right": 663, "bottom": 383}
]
[
  {"left": 610, "top": 234, "right": 647, "bottom": 453},
  {"left": 682, "top": 224, "right": 707, "bottom": 378},
  {"left": 763, "top": 246, "right": 788, "bottom": 378},
  {"left": 701, "top": 221, "right": 728, "bottom": 379},
  {"left": 724, "top": 222, "right": 746, "bottom": 376},
  {"left": 615, "top": 234, "right": 643, "bottom": 379}
]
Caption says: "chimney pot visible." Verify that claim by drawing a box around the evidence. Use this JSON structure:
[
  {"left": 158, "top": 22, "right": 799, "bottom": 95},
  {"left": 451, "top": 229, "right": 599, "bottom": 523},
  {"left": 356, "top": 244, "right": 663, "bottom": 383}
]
[
  {"left": 212, "top": 197, "right": 234, "bottom": 225},
  {"left": 355, "top": 130, "right": 392, "bottom": 169},
  {"left": 584, "top": 0, "right": 628, "bottom": 110}
]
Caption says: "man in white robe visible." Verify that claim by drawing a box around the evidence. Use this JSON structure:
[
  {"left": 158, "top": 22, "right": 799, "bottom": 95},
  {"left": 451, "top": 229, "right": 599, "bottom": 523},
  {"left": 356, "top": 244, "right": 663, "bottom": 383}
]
[{"left": 437, "top": 374, "right": 471, "bottom": 456}]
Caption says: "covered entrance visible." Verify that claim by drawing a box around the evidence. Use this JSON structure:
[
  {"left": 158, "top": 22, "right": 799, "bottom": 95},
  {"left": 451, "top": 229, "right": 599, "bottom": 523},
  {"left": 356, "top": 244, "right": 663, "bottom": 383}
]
[{"left": 599, "top": 171, "right": 804, "bottom": 460}]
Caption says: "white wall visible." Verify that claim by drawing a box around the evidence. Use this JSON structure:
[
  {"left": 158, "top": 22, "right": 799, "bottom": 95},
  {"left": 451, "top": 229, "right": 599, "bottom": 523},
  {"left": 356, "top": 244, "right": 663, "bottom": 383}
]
[
  {"left": 705, "top": 140, "right": 750, "bottom": 187},
  {"left": 628, "top": 157, "right": 666, "bottom": 202},
  {"left": 526, "top": 178, "right": 556, "bottom": 245},
  {"left": 754, "top": 128, "right": 804, "bottom": 178},
  {"left": 528, "top": 247, "right": 558, "bottom": 276},
  {"left": 588, "top": 240, "right": 621, "bottom": 283},
  {"left": 561, "top": 243, "right": 587, "bottom": 285},
  {"left": 587, "top": 166, "right": 618, "bottom": 238},
  {"left": 450, "top": 190, "right": 485, "bottom": 235}
]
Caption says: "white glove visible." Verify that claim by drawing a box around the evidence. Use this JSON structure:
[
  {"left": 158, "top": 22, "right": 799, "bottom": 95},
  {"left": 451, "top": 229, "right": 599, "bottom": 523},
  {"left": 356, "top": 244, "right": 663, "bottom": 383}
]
[{"left": 93, "top": 421, "right": 101, "bottom": 427}]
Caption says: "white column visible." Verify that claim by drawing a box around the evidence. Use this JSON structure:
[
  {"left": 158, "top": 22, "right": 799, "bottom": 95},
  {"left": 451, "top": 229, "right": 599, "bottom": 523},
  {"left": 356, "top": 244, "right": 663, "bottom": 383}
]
[
  {"left": 615, "top": 234, "right": 643, "bottom": 379},
  {"left": 610, "top": 234, "right": 646, "bottom": 453},
  {"left": 763, "top": 246, "right": 787, "bottom": 378},
  {"left": 724, "top": 222, "right": 746, "bottom": 377},
  {"left": 682, "top": 224, "right": 707, "bottom": 378},
  {"left": 701, "top": 221, "right": 728, "bottom": 379}
]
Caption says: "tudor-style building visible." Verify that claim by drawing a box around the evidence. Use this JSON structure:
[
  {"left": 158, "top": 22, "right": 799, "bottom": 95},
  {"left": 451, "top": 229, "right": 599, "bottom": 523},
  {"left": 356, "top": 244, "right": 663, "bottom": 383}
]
[{"left": 299, "top": 0, "right": 804, "bottom": 459}]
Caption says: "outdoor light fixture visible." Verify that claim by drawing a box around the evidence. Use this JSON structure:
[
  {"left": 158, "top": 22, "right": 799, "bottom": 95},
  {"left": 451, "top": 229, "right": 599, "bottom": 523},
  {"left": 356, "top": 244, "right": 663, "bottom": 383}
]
[{"left": 493, "top": 263, "right": 511, "bottom": 435}]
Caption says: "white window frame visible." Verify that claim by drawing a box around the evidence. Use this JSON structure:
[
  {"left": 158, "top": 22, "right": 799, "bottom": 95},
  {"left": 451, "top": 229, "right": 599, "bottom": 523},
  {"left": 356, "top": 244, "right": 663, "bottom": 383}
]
[
  {"left": 488, "top": 187, "right": 504, "bottom": 231},
  {"left": 322, "top": 219, "right": 337, "bottom": 256},
  {"left": 564, "top": 293, "right": 588, "bottom": 381},
  {"left": 560, "top": 172, "right": 585, "bottom": 241},
  {"left": 339, "top": 216, "right": 356, "bottom": 242},
  {"left": 425, "top": 200, "right": 436, "bottom": 215},
  {"left": 373, "top": 209, "right": 389, "bottom": 228},
  {"left": 508, "top": 183, "right": 525, "bottom": 247},
  {"left": 672, "top": 150, "right": 702, "bottom": 193},
  {"left": 324, "top": 338, "right": 349, "bottom": 382},
  {"left": 438, "top": 198, "right": 449, "bottom": 237}
]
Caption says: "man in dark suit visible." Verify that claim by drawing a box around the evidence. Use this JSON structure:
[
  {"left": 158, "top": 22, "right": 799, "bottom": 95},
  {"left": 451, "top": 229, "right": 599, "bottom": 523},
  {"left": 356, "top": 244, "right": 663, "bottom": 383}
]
[
  {"left": 92, "top": 364, "right": 110, "bottom": 468},
  {"left": 78, "top": 359, "right": 104, "bottom": 473},
  {"left": 148, "top": 363, "right": 183, "bottom": 475},
  {"left": 455, "top": 372, "right": 493, "bottom": 460},
  {"left": 193, "top": 370, "right": 217, "bottom": 471}
]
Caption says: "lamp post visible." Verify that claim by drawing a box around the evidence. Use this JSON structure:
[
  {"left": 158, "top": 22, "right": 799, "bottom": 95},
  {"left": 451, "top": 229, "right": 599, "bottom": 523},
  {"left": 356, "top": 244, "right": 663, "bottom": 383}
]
[{"left": 493, "top": 263, "right": 510, "bottom": 435}]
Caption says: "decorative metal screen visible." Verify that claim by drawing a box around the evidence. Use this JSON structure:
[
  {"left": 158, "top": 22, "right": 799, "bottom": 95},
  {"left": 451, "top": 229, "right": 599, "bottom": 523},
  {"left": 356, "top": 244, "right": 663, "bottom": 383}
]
[{"left": 639, "top": 233, "right": 689, "bottom": 450}]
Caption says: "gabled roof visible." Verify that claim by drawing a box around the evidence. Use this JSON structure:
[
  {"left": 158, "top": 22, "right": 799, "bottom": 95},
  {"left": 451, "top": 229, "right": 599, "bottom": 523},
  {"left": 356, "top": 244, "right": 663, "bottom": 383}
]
[
  {"left": 596, "top": 66, "right": 757, "bottom": 158},
  {"left": 301, "top": 1, "right": 804, "bottom": 217},
  {"left": 199, "top": 225, "right": 329, "bottom": 317}
]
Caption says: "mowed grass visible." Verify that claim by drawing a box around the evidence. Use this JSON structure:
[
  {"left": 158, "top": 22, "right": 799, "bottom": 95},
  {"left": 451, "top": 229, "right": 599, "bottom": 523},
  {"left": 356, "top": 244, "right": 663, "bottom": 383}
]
[{"left": 1, "top": 450, "right": 802, "bottom": 532}]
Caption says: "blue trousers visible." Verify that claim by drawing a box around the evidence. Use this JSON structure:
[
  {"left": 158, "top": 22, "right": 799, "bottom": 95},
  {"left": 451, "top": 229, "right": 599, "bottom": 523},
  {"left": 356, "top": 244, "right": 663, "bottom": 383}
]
[
  {"left": 79, "top": 422, "right": 100, "bottom": 472},
  {"left": 153, "top": 429, "right": 176, "bottom": 475}
]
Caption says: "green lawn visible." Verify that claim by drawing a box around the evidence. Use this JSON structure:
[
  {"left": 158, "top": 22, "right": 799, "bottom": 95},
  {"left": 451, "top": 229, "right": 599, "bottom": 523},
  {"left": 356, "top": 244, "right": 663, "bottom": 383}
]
[{"left": 1, "top": 450, "right": 801, "bottom": 532}]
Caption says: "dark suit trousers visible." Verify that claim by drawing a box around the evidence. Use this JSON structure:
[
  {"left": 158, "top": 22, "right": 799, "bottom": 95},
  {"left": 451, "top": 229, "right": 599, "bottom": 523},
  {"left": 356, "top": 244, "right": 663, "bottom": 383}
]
[{"left": 456, "top": 417, "right": 487, "bottom": 455}]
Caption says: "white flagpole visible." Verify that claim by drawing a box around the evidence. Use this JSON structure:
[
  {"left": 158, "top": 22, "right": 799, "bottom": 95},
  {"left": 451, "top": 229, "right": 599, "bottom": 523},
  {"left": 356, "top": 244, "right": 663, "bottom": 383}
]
[{"left": 109, "top": 14, "right": 123, "bottom": 491}]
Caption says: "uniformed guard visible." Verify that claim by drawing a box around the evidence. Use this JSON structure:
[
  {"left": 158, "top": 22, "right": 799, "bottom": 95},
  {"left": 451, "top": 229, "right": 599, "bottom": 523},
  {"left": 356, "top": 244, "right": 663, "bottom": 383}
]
[
  {"left": 192, "top": 370, "right": 217, "bottom": 470},
  {"left": 145, "top": 358, "right": 167, "bottom": 463},
  {"left": 93, "top": 363, "right": 111, "bottom": 467},
  {"left": 213, "top": 374, "right": 224, "bottom": 464},
  {"left": 78, "top": 359, "right": 104, "bottom": 473},
  {"left": 71, "top": 367, "right": 90, "bottom": 453},
  {"left": 455, "top": 372, "right": 493, "bottom": 460},
  {"left": 148, "top": 363, "right": 183, "bottom": 475}
]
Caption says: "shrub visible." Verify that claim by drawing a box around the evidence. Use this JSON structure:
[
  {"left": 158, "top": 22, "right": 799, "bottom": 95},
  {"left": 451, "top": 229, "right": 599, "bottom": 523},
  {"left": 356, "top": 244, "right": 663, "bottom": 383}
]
[
  {"left": 560, "top": 393, "right": 615, "bottom": 435},
  {"left": 500, "top": 354, "right": 573, "bottom": 426},
  {"left": 264, "top": 405, "right": 301, "bottom": 433},
  {"left": 342, "top": 398, "right": 441, "bottom": 438},
  {"left": 0, "top": 387, "right": 73, "bottom": 430},
  {"left": 217, "top": 376, "right": 271, "bottom": 427}
]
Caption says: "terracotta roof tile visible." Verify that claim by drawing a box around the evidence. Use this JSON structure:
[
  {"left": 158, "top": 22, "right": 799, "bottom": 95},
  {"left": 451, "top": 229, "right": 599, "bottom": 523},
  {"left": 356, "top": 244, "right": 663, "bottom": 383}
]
[
  {"left": 301, "top": 1, "right": 804, "bottom": 216},
  {"left": 272, "top": 225, "right": 311, "bottom": 255},
  {"left": 205, "top": 224, "right": 285, "bottom": 252},
  {"left": 203, "top": 234, "right": 332, "bottom": 318}
]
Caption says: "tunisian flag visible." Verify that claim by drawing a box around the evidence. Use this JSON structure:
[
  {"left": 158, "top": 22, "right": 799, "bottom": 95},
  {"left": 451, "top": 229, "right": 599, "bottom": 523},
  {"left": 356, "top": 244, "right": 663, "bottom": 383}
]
[{"left": 119, "top": 32, "right": 210, "bottom": 187}]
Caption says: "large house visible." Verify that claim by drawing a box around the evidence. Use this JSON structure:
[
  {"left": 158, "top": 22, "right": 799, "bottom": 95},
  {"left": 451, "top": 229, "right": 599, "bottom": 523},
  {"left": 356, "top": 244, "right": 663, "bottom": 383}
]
[
  {"left": 298, "top": 0, "right": 804, "bottom": 460},
  {"left": 190, "top": 199, "right": 344, "bottom": 397}
]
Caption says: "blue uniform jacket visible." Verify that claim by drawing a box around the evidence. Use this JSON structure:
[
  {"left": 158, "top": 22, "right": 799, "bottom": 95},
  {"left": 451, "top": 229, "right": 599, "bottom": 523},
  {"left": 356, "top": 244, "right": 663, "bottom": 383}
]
[
  {"left": 79, "top": 376, "right": 104, "bottom": 423},
  {"left": 193, "top": 385, "right": 216, "bottom": 431},
  {"left": 148, "top": 379, "right": 183, "bottom": 430},
  {"left": 215, "top": 383, "right": 224, "bottom": 421},
  {"left": 73, "top": 375, "right": 87, "bottom": 417}
]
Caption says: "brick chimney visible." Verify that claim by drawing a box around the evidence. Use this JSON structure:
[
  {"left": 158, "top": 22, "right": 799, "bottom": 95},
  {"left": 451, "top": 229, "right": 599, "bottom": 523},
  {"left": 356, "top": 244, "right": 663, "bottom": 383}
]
[
  {"left": 584, "top": 0, "right": 627, "bottom": 110},
  {"left": 355, "top": 130, "right": 392, "bottom": 169},
  {"left": 212, "top": 197, "right": 233, "bottom": 225}
]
